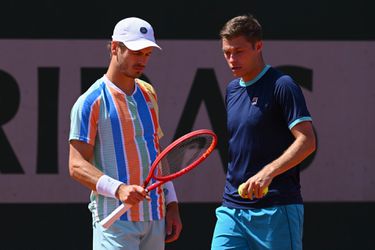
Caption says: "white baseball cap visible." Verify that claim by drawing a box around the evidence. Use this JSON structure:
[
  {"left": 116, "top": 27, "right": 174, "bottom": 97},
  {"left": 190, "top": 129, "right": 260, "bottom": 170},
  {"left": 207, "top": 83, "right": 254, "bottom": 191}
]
[{"left": 112, "top": 17, "right": 161, "bottom": 51}]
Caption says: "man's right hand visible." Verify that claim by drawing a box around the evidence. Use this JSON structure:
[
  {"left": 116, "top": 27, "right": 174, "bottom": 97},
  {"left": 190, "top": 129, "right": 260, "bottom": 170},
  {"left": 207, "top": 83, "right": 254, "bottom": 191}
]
[{"left": 115, "top": 184, "right": 150, "bottom": 206}]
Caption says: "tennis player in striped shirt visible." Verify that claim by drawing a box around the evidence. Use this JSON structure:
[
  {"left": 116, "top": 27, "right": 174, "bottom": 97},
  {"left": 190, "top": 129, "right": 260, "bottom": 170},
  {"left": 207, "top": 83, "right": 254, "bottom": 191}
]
[{"left": 69, "top": 17, "right": 182, "bottom": 250}]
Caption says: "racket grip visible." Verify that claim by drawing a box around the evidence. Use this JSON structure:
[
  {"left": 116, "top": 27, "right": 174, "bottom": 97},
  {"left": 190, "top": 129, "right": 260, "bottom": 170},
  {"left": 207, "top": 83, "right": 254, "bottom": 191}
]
[{"left": 100, "top": 203, "right": 132, "bottom": 229}]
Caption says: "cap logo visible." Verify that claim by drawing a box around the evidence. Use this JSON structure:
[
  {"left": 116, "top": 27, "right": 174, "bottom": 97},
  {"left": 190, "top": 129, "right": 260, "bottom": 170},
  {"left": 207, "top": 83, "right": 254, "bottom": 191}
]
[{"left": 140, "top": 27, "right": 148, "bottom": 34}]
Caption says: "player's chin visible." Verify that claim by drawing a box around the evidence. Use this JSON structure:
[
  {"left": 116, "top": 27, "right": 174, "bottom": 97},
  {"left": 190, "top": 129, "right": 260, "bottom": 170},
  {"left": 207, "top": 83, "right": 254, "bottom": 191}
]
[
  {"left": 128, "top": 69, "right": 144, "bottom": 78},
  {"left": 133, "top": 71, "right": 143, "bottom": 78},
  {"left": 231, "top": 68, "right": 242, "bottom": 77}
]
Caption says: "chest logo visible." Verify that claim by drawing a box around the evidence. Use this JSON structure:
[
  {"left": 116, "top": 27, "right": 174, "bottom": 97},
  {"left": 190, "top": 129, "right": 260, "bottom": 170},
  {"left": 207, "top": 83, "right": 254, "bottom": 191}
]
[{"left": 251, "top": 97, "right": 258, "bottom": 105}]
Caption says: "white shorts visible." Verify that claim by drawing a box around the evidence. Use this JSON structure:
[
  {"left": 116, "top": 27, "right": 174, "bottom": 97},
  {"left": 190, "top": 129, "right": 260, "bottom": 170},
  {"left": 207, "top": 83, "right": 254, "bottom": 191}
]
[{"left": 93, "top": 218, "right": 165, "bottom": 250}]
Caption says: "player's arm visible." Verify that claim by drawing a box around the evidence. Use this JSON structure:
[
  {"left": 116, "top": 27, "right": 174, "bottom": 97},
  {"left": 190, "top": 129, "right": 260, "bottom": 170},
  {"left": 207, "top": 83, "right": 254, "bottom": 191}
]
[
  {"left": 69, "top": 140, "right": 101, "bottom": 189},
  {"left": 164, "top": 181, "right": 182, "bottom": 243},
  {"left": 159, "top": 149, "right": 182, "bottom": 243},
  {"left": 265, "top": 121, "right": 315, "bottom": 177},
  {"left": 245, "top": 121, "right": 316, "bottom": 198},
  {"left": 165, "top": 201, "right": 182, "bottom": 243},
  {"left": 69, "top": 140, "right": 148, "bottom": 205}
]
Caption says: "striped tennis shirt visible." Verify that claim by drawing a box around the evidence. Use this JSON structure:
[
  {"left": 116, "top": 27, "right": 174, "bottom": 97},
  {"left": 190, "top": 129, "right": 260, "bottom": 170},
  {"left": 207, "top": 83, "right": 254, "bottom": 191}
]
[{"left": 69, "top": 75, "right": 165, "bottom": 222}]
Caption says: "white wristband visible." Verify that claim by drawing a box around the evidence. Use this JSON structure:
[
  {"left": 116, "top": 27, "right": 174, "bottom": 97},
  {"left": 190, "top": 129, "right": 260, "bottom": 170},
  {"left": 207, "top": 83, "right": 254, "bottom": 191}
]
[
  {"left": 164, "top": 181, "right": 178, "bottom": 204},
  {"left": 96, "top": 175, "right": 123, "bottom": 199}
]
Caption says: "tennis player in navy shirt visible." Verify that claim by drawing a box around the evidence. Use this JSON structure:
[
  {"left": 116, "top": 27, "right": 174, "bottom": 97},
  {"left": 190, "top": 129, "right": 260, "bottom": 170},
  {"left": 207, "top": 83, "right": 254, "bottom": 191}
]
[{"left": 211, "top": 15, "right": 316, "bottom": 250}]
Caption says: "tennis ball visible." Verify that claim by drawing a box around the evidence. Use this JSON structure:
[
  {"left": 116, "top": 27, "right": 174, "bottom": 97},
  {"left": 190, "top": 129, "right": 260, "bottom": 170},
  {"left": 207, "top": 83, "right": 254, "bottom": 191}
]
[
  {"left": 262, "top": 186, "right": 269, "bottom": 195},
  {"left": 238, "top": 183, "right": 247, "bottom": 198},
  {"left": 238, "top": 183, "right": 268, "bottom": 199}
]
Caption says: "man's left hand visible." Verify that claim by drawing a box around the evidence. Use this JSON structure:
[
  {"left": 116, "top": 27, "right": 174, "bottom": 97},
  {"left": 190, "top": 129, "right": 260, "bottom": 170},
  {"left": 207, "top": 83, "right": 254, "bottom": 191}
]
[{"left": 165, "top": 201, "right": 182, "bottom": 243}]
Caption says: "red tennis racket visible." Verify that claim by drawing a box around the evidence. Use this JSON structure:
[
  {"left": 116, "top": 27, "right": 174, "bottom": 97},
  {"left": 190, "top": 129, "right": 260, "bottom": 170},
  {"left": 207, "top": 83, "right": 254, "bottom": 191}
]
[{"left": 100, "top": 129, "right": 217, "bottom": 228}]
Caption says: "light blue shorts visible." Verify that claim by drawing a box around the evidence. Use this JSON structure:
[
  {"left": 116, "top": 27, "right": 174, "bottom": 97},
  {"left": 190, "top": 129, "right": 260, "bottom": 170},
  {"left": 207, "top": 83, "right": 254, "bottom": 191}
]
[
  {"left": 211, "top": 205, "right": 304, "bottom": 250},
  {"left": 93, "top": 218, "right": 165, "bottom": 250}
]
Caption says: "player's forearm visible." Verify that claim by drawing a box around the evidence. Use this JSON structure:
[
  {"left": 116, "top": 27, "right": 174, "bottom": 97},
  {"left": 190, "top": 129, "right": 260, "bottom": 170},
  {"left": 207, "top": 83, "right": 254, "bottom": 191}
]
[
  {"left": 69, "top": 157, "right": 102, "bottom": 191},
  {"left": 69, "top": 141, "right": 103, "bottom": 191},
  {"left": 263, "top": 134, "right": 316, "bottom": 179}
]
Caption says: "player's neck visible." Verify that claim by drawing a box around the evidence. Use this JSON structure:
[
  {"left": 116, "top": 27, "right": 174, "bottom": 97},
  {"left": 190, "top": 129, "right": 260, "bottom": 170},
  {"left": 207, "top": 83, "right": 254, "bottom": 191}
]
[
  {"left": 242, "top": 59, "right": 266, "bottom": 82},
  {"left": 106, "top": 69, "right": 135, "bottom": 96}
]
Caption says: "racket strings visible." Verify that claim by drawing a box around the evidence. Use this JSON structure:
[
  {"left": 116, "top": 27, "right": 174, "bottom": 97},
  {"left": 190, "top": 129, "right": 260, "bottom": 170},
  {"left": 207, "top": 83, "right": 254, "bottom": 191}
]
[{"left": 157, "top": 135, "right": 214, "bottom": 177}]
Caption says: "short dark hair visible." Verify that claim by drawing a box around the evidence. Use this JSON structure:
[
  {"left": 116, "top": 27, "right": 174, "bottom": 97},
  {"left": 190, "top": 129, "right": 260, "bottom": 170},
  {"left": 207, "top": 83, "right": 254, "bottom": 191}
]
[{"left": 220, "top": 15, "right": 263, "bottom": 45}]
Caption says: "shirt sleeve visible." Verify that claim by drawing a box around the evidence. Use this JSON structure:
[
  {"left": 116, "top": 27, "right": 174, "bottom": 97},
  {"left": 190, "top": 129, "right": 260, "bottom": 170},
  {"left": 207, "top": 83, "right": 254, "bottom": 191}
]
[
  {"left": 69, "top": 94, "right": 100, "bottom": 145},
  {"left": 274, "top": 75, "right": 312, "bottom": 130},
  {"left": 153, "top": 91, "right": 164, "bottom": 140},
  {"left": 136, "top": 79, "right": 164, "bottom": 139}
]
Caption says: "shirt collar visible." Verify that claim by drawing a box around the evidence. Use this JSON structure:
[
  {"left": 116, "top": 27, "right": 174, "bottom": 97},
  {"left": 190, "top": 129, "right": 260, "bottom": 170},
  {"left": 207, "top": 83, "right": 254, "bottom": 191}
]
[{"left": 239, "top": 64, "right": 271, "bottom": 87}]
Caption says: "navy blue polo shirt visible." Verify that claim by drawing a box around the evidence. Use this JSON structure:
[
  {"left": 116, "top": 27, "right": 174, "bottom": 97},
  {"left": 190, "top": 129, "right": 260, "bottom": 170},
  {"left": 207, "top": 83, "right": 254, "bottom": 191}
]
[{"left": 222, "top": 65, "right": 312, "bottom": 209}]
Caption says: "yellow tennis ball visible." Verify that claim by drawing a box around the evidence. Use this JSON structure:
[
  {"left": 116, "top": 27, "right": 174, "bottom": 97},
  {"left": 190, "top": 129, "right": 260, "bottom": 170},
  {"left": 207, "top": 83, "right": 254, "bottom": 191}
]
[
  {"left": 238, "top": 183, "right": 248, "bottom": 198},
  {"left": 238, "top": 184, "right": 268, "bottom": 199},
  {"left": 262, "top": 186, "right": 269, "bottom": 195}
]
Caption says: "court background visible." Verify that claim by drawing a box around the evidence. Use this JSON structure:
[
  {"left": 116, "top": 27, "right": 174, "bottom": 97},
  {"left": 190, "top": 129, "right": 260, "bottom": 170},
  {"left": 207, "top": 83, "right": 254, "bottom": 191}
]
[{"left": 1, "top": 0, "right": 375, "bottom": 249}]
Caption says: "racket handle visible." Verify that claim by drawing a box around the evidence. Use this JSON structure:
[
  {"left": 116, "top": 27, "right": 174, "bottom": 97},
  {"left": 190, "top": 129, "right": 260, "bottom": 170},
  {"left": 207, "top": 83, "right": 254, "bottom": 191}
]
[{"left": 100, "top": 203, "right": 132, "bottom": 229}]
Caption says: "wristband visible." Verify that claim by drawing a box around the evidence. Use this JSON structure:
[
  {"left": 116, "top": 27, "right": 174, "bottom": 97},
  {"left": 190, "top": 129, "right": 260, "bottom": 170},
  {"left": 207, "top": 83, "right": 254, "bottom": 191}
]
[
  {"left": 164, "top": 181, "right": 178, "bottom": 204},
  {"left": 96, "top": 175, "right": 123, "bottom": 199}
]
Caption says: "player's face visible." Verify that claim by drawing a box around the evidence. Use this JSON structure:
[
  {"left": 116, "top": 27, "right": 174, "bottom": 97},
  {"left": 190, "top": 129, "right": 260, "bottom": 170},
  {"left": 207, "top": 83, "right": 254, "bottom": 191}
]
[
  {"left": 222, "top": 36, "right": 262, "bottom": 81},
  {"left": 115, "top": 43, "right": 153, "bottom": 78}
]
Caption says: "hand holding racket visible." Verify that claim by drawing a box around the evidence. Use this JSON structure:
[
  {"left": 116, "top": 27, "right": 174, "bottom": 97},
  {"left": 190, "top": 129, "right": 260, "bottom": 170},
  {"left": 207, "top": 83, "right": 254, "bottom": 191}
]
[{"left": 100, "top": 129, "right": 217, "bottom": 228}]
